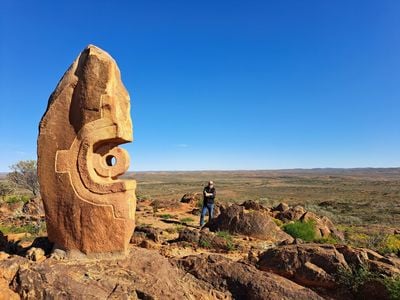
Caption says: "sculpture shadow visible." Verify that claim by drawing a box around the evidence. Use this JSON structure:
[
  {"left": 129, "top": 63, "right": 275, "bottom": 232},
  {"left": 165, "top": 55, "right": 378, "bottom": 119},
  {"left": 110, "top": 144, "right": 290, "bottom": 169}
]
[{"left": 0, "top": 233, "right": 53, "bottom": 257}]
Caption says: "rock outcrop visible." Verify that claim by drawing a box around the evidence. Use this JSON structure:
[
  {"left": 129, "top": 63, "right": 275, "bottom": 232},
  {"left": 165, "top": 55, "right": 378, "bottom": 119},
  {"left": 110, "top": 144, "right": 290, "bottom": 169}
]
[
  {"left": 22, "top": 197, "right": 44, "bottom": 216},
  {"left": 240, "top": 200, "right": 269, "bottom": 211},
  {"left": 0, "top": 248, "right": 217, "bottom": 299},
  {"left": 208, "top": 204, "right": 293, "bottom": 243},
  {"left": 176, "top": 254, "right": 323, "bottom": 300},
  {"left": 37, "top": 45, "right": 136, "bottom": 256},
  {"left": 257, "top": 243, "right": 400, "bottom": 290},
  {"left": 177, "top": 228, "right": 236, "bottom": 252},
  {"left": 181, "top": 193, "right": 201, "bottom": 205},
  {"left": 271, "top": 203, "right": 344, "bottom": 241}
]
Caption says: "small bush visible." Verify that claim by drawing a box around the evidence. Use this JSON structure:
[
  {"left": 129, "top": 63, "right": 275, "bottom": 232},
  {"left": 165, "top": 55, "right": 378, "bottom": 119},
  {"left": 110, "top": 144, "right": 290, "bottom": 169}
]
[
  {"left": 151, "top": 200, "right": 160, "bottom": 213},
  {"left": 136, "top": 192, "right": 151, "bottom": 202},
  {"left": 337, "top": 265, "right": 400, "bottom": 300},
  {"left": 272, "top": 218, "right": 283, "bottom": 227},
  {"left": 174, "top": 224, "right": 185, "bottom": 232},
  {"left": 384, "top": 276, "right": 400, "bottom": 300},
  {"left": 196, "top": 199, "right": 203, "bottom": 209},
  {"left": 380, "top": 235, "right": 400, "bottom": 255},
  {"left": 199, "top": 239, "right": 211, "bottom": 248},
  {"left": 216, "top": 231, "right": 236, "bottom": 251},
  {"left": 336, "top": 264, "right": 377, "bottom": 295},
  {"left": 315, "top": 235, "right": 340, "bottom": 245},
  {"left": 283, "top": 220, "right": 316, "bottom": 242},
  {"left": 216, "top": 230, "right": 232, "bottom": 239},
  {"left": 180, "top": 217, "right": 194, "bottom": 224},
  {"left": 158, "top": 214, "right": 173, "bottom": 219},
  {"left": 0, "top": 222, "right": 43, "bottom": 235},
  {"left": 6, "top": 195, "right": 30, "bottom": 204}
]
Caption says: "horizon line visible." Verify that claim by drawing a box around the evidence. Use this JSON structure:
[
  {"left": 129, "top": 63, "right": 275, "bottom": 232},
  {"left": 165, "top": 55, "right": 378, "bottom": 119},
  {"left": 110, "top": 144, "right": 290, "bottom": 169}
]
[{"left": 1, "top": 166, "right": 399, "bottom": 174}]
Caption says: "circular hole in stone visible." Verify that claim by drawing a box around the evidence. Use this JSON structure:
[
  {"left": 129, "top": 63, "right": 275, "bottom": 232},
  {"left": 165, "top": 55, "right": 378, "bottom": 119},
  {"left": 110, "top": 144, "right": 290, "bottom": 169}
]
[{"left": 105, "top": 155, "right": 117, "bottom": 167}]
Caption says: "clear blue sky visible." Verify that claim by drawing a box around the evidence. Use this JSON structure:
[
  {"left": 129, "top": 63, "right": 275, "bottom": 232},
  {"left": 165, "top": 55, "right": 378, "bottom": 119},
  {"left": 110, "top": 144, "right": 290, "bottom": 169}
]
[{"left": 1, "top": 1, "right": 399, "bottom": 171}]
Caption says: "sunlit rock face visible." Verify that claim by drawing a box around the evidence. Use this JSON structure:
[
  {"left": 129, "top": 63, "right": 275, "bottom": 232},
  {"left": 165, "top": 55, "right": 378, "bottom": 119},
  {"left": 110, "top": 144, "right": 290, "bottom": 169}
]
[{"left": 38, "top": 45, "right": 136, "bottom": 256}]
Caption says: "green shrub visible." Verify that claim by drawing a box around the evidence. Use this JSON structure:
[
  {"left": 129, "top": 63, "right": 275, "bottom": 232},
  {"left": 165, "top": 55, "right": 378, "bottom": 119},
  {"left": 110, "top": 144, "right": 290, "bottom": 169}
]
[
  {"left": 158, "top": 214, "right": 173, "bottom": 219},
  {"left": 384, "top": 276, "right": 400, "bottom": 300},
  {"left": 337, "top": 265, "right": 400, "bottom": 299},
  {"left": 136, "top": 192, "right": 151, "bottom": 202},
  {"left": 272, "top": 218, "right": 283, "bottom": 227},
  {"left": 380, "top": 235, "right": 400, "bottom": 255},
  {"left": 196, "top": 198, "right": 203, "bottom": 209},
  {"left": 283, "top": 220, "right": 316, "bottom": 242},
  {"left": 6, "top": 195, "right": 30, "bottom": 204},
  {"left": 336, "top": 264, "right": 376, "bottom": 295},
  {"left": 180, "top": 217, "right": 194, "bottom": 224},
  {"left": 0, "top": 222, "right": 44, "bottom": 235},
  {"left": 315, "top": 235, "right": 340, "bottom": 244},
  {"left": 216, "top": 231, "right": 236, "bottom": 251},
  {"left": 199, "top": 239, "right": 211, "bottom": 248},
  {"left": 216, "top": 230, "right": 232, "bottom": 239}
]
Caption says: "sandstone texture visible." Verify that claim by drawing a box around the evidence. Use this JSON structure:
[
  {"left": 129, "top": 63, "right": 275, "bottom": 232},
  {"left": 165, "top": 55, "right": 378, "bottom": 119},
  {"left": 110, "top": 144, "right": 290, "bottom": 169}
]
[
  {"left": 0, "top": 248, "right": 218, "bottom": 300},
  {"left": 37, "top": 45, "right": 136, "bottom": 255},
  {"left": 208, "top": 204, "right": 293, "bottom": 243},
  {"left": 257, "top": 243, "right": 400, "bottom": 289},
  {"left": 176, "top": 253, "right": 323, "bottom": 300}
]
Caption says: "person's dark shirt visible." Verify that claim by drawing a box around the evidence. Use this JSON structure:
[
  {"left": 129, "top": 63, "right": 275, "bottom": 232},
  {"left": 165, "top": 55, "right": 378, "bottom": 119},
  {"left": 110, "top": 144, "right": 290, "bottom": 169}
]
[{"left": 203, "top": 186, "right": 216, "bottom": 205}]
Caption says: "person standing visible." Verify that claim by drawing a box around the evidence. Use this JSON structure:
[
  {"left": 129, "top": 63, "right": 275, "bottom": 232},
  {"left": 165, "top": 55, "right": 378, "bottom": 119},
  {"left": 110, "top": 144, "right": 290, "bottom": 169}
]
[{"left": 200, "top": 181, "right": 216, "bottom": 227}]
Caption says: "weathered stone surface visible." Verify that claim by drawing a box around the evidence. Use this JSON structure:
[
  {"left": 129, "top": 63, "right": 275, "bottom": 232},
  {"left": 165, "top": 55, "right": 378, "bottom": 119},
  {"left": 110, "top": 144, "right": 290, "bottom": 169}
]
[
  {"left": 9, "top": 247, "right": 217, "bottom": 300},
  {"left": 176, "top": 254, "right": 323, "bottom": 300},
  {"left": 275, "top": 205, "right": 306, "bottom": 221},
  {"left": 180, "top": 193, "right": 201, "bottom": 205},
  {"left": 208, "top": 204, "right": 293, "bottom": 243},
  {"left": 272, "top": 202, "right": 289, "bottom": 212},
  {"left": 22, "top": 197, "right": 44, "bottom": 216},
  {"left": 240, "top": 200, "right": 269, "bottom": 211},
  {"left": 257, "top": 243, "right": 400, "bottom": 290},
  {"left": 38, "top": 45, "right": 136, "bottom": 255},
  {"left": 257, "top": 244, "right": 349, "bottom": 289},
  {"left": 25, "top": 247, "right": 45, "bottom": 262}
]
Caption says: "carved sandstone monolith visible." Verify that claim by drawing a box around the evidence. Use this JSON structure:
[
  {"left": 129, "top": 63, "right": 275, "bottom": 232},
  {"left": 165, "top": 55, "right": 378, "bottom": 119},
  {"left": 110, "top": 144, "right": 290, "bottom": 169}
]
[{"left": 38, "top": 45, "right": 136, "bottom": 256}]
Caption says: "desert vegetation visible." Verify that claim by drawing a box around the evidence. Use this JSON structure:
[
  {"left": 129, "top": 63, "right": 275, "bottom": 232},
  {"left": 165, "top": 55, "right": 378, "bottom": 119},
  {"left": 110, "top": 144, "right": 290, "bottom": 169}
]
[{"left": 1, "top": 162, "right": 400, "bottom": 299}]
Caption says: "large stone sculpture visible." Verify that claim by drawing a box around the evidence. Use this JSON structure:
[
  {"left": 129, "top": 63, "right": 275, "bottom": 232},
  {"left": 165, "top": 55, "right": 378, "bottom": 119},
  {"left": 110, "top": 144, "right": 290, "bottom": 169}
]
[{"left": 38, "top": 45, "right": 136, "bottom": 256}]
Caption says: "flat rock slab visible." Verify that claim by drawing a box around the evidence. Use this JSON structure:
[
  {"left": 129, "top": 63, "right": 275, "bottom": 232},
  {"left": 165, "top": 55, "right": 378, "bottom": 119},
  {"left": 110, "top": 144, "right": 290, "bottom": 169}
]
[{"left": 6, "top": 248, "right": 219, "bottom": 300}]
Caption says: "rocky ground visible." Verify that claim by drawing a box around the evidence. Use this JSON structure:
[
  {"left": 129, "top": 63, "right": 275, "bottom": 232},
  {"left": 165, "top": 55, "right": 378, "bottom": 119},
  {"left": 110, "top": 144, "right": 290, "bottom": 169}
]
[{"left": 0, "top": 195, "right": 399, "bottom": 299}]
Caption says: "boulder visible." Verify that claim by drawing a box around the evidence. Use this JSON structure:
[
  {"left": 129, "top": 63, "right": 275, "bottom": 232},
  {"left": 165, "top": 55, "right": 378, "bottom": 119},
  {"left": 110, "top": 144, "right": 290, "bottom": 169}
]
[
  {"left": 26, "top": 247, "right": 45, "bottom": 262},
  {"left": 208, "top": 204, "right": 293, "bottom": 243},
  {"left": 176, "top": 254, "right": 323, "bottom": 300},
  {"left": 240, "top": 200, "right": 268, "bottom": 211},
  {"left": 357, "top": 279, "right": 390, "bottom": 300},
  {"left": 257, "top": 243, "right": 400, "bottom": 290},
  {"left": 178, "top": 228, "right": 200, "bottom": 244},
  {"left": 258, "top": 244, "right": 348, "bottom": 289},
  {"left": 275, "top": 205, "right": 305, "bottom": 221},
  {"left": 180, "top": 193, "right": 201, "bottom": 205},
  {"left": 134, "top": 225, "right": 161, "bottom": 243},
  {"left": 22, "top": 197, "right": 44, "bottom": 216},
  {"left": 272, "top": 202, "right": 289, "bottom": 212}
]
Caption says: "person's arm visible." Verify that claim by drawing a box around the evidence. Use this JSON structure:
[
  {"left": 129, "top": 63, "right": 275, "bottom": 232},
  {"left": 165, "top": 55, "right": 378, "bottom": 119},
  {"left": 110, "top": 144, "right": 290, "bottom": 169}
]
[
  {"left": 211, "top": 188, "right": 216, "bottom": 198},
  {"left": 204, "top": 188, "right": 212, "bottom": 197}
]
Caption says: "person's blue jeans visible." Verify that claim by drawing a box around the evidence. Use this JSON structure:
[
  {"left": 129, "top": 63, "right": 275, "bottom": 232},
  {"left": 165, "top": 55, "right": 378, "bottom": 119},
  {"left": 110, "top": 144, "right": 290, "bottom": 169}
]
[{"left": 200, "top": 203, "right": 214, "bottom": 226}]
